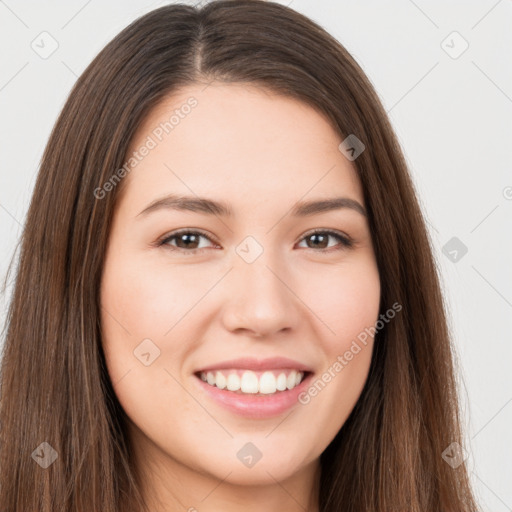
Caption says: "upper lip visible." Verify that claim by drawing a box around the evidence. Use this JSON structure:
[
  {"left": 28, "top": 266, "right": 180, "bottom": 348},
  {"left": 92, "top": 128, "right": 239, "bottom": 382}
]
[{"left": 195, "top": 357, "right": 314, "bottom": 374}]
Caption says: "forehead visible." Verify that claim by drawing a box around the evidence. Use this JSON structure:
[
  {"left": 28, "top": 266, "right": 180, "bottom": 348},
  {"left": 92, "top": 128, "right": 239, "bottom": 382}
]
[{"left": 120, "top": 82, "right": 364, "bottom": 212}]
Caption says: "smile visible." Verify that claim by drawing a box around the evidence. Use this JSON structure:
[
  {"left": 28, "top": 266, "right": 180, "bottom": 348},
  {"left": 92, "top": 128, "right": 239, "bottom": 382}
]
[
  {"left": 198, "top": 369, "right": 306, "bottom": 395},
  {"left": 193, "top": 357, "right": 314, "bottom": 418}
]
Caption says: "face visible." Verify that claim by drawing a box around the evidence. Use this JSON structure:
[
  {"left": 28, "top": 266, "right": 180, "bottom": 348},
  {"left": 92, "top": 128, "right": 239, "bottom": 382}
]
[{"left": 100, "top": 82, "right": 380, "bottom": 502}]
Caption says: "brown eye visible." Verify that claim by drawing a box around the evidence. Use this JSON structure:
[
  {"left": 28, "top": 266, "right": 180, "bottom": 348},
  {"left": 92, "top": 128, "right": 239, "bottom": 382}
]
[
  {"left": 172, "top": 233, "right": 201, "bottom": 249},
  {"left": 159, "top": 230, "right": 216, "bottom": 253},
  {"left": 158, "top": 228, "right": 353, "bottom": 255},
  {"left": 298, "top": 230, "right": 353, "bottom": 251}
]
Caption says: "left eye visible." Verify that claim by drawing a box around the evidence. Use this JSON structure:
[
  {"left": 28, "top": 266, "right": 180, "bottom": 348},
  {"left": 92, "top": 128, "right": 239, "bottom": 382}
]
[
  {"left": 158, "top": 229, "right": 353, "bottom": 253},
  {"left": 297, "top": 230, "right": 353, "bottom": 251},
  {"left": 159, "top": 230, "right": 216, "bottom": 251}
]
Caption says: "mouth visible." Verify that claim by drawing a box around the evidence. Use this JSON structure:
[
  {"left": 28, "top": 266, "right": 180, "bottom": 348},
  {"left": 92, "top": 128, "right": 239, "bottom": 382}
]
[
  {"left": 192, "top": 357, "right": 315, "bottom": 418},
  {"left": 194, "top": 368, "right": 312, "bottom": 396}
]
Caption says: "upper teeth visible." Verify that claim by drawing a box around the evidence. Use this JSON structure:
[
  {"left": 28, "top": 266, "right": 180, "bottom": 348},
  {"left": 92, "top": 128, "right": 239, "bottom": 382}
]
[{"left": 199, "top": 369, "right": 305, "bottom": 395}]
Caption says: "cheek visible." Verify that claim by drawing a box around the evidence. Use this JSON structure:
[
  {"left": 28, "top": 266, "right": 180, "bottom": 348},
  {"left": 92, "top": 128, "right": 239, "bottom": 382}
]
[
  {"left": 99, "top": 250, "right": 215, "bottom": 408},
  {"left": 99, "top": 251, "right": 176, "bottom": 387},
  {"left": 100, "top": 252, "right": 202, "bottom": 341},
  {"left": 303, "top": 255, "right": 381, "bottom": 349},
  {"left": 99, "top": 252, "right": 194, "bottom": 433},
  {"left": 296, "top": 256, "right": 380, "bottom": 439}
]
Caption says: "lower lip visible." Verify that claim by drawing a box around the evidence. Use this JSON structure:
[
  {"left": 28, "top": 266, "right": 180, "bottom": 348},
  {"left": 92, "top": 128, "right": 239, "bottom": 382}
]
[{"left": 193, "top": 373, "right": 313, "bottom": 419}]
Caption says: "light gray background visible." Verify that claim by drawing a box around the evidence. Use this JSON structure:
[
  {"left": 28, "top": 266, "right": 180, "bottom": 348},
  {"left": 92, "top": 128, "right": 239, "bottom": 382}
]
[{"left": 1, "top": 1, "right": 511, "bottom": 510}]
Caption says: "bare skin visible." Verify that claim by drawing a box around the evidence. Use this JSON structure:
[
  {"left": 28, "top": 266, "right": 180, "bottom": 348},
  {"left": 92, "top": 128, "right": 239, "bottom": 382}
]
[{"left": 100, "top": 82, "right": 381, "bottom": 512}]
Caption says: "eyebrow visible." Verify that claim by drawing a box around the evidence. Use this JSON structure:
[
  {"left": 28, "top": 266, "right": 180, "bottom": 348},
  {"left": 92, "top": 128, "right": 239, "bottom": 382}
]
[{"left": 136, "top": 194, "right": 367, "bottom": 218}]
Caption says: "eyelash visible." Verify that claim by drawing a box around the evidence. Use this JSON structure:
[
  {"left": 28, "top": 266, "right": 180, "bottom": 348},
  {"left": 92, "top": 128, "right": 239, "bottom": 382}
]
[{"left": 157, "top": 228, "right": 354, "bottom": 255}]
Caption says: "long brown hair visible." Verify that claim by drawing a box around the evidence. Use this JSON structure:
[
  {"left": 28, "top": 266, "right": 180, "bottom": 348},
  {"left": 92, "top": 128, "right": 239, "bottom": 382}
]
[{"left": 0, "top": 1, "right": 479, "bottom": 510}]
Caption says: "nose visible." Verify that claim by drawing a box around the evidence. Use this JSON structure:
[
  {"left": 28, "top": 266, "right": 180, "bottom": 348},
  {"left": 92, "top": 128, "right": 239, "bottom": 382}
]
[{"left": 220, "top": 251, "right": 301, "bottom": 339}]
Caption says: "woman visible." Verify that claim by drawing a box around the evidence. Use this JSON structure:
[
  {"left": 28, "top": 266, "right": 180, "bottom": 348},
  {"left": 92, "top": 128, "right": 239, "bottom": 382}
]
[{"left": 0, "top": 1, "right": 479, "bottom": 510}]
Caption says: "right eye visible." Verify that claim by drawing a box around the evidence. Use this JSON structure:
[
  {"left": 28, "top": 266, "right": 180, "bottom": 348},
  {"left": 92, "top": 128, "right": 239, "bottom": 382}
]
[{"left": 158, "top": 229, "right": 219, "bottom": 254}]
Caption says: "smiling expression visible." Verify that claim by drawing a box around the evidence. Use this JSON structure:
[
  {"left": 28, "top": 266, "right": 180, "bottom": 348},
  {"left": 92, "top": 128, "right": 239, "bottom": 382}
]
[{"left": 100, "top": 82, "right": 381, "bottom": 490}]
